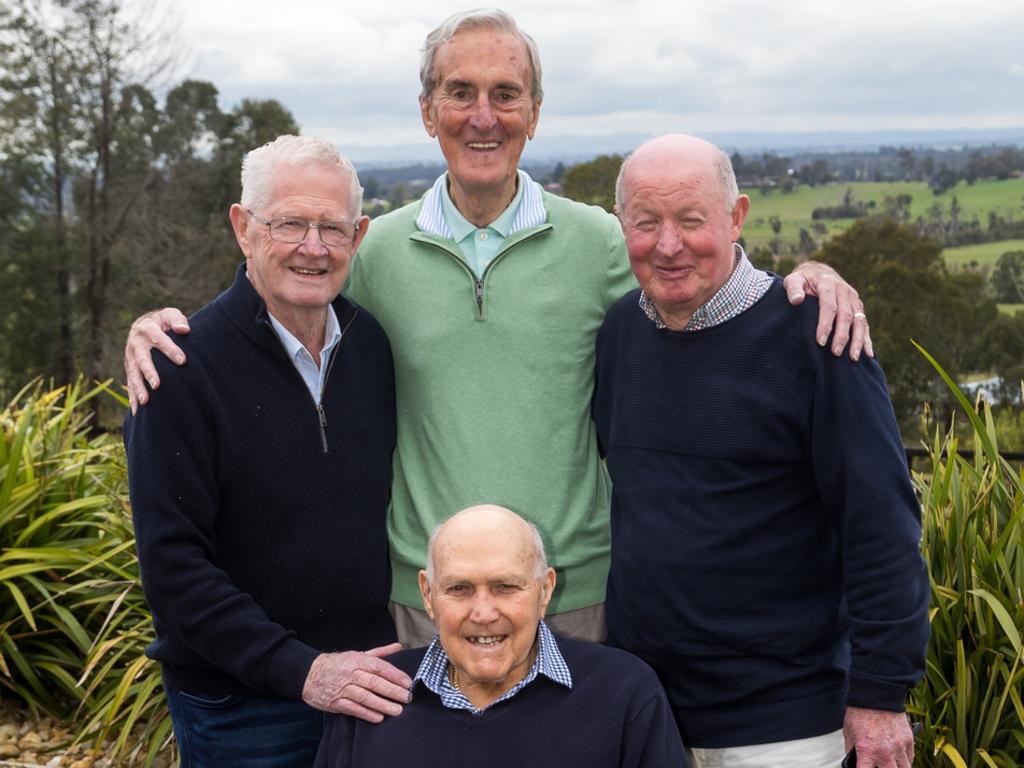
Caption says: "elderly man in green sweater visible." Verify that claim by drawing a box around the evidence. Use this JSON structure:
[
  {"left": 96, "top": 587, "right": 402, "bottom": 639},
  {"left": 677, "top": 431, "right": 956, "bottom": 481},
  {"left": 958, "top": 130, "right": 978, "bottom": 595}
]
[{"left": 123, "top": 10, "right": 871, "bottom": 657}]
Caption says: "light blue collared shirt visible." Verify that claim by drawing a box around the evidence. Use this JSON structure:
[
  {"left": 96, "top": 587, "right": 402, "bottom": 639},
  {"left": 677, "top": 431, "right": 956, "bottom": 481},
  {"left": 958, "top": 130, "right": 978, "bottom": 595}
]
[
  {"left": 439, "top": 172, "right": 525, "bottom": 278},
  {"left": 267, "top": 306, "right": 342, "bottom": 404},
  {"left": 413, "top": 620, "right": 573, "bottom": 714},
  {"left": 415, "top": 170, "right": 549, "bottom": 266}
]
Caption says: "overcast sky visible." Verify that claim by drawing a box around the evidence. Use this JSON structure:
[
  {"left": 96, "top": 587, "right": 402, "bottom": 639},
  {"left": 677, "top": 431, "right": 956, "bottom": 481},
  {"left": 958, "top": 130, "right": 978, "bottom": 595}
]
[{"left": 159, "top": 0, "right": 1024, "bottom": 162}]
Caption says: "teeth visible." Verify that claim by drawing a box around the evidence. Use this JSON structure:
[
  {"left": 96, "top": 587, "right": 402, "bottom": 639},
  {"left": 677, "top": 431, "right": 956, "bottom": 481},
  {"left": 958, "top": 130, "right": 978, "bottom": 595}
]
[
  {"left": 468, "top": 142, "right": 500, "bottom": 149},
  {"left": 469, "top": 636, "right": 502, "bottom": 645},
  {"left": 292, "top": 267, "right": 324, "bottom": 275}
]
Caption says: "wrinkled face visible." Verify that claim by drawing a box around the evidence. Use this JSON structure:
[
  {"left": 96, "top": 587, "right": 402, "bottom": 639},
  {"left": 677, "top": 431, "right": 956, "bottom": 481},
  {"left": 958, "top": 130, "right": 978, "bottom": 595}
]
[
  {"left": 619, "top": 152, "right": 748, "bottom": 329},
  {"left": 420, "top": 27, "right": 540, "bottom": 202},
  {"left": 419, "top": 512, "right": 554, "bottom": 705},
  {"left": 230, "top": 164, "right": 367, "bottom": 321}
]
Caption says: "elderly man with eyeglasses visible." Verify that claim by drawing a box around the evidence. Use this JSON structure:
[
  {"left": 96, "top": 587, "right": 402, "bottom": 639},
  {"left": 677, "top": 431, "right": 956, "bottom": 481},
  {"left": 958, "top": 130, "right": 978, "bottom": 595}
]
[{"left": 124, "top": 135, "right": 414, "bottom": 767}]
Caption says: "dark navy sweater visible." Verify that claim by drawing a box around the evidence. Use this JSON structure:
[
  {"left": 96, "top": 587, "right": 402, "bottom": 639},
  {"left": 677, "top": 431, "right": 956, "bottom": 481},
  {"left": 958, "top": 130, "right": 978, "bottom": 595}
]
[
  {"left": 593, "top": 282, "right": 929, "bottom": 748},
  {"left": 314, "top": 636, "right": 688, "bottom": 767},
  {"left": 124, "top": 265, "right": 397, "bottom": 701}
]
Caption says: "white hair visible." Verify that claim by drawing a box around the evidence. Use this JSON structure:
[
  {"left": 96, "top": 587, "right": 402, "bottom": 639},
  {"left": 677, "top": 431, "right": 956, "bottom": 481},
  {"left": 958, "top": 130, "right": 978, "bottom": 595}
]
[
  {"left": 239, "top": 134, "right": 363, "bottom": 217},
  {"left": 419, "top": 8, "right": 543, "bottom": 104}
]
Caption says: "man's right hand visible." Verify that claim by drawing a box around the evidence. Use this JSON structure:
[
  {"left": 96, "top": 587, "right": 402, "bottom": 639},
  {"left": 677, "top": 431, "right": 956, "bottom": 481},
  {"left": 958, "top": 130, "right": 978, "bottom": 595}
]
[
  {"left": 302, "top": 644, "right": 412, "bottom": 722},
  {"left": 125, "top": 308, "right": 191, "bottom": 413}
]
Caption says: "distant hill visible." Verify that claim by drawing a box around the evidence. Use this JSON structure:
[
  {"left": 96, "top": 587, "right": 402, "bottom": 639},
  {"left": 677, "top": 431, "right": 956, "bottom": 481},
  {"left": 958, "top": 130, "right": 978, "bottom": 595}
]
[{"left": 348, "top": 127, "right": 1024, "bottom": 168}]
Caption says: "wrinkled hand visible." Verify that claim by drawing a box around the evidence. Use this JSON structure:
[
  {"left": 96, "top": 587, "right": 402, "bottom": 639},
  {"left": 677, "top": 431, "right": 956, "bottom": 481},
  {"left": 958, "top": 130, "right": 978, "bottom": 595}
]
[
  {"left": 125, "top": 308, "right": 190, "bottom": 413},
  {"left": 783, "top": 261, "right": 873, "bottom": 360},
  {"left": 843, "top": 706, "right": 914, "bottom": 768},
  {"left": 302, "top": 644, "right": 412, "bottom": 723}
]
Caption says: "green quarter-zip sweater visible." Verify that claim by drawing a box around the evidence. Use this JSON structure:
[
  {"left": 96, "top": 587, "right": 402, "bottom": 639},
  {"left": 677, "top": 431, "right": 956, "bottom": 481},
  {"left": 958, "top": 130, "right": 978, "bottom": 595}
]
[{"left": 346, "top": 178, "right": 636, "bottom": 612}]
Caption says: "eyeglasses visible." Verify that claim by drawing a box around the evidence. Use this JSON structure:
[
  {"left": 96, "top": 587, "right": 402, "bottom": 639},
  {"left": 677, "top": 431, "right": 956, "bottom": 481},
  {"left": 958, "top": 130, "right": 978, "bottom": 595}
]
[{"left": 247, "top": 210, "right": 358, "bottom": 247}]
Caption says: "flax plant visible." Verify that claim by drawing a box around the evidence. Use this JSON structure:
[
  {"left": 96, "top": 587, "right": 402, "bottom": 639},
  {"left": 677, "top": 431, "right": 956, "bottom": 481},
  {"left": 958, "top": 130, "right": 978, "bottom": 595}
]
[
  {"left": 0, "top": 380, "right": 172, "bottom": 765},
  {"left": 909, "top": 345, "right": 1024, "bottom": 768}
]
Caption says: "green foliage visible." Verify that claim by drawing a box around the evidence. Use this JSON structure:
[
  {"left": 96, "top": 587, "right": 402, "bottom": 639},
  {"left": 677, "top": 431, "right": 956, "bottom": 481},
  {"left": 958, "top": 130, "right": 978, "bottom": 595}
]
[
  {"left": 816, "top": 219, "right": 999, "bottom": 430},
  {"left": 909, "top": 346, "right": 1024, "bottom": 767},
  {"left": 560, "top": 154, "right": 624, "bottom": 212},
  {"left": 0, "top": 380, "right": 171, "bottom": 765},
  {"left": 990, "top": 251, "right": 1024, "bottom": 304}
]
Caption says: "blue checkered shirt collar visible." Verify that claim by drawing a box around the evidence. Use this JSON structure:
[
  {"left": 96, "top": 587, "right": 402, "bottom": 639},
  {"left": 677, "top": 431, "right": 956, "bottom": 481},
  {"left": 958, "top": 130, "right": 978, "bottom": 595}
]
[
  {"left": 415, "top": 169, "right": 548, "bottom": 238},
  {"left": 412, "top": 620, "right": 572, "bottom": 713},
  {"left": 639, "top": 244, "right": 772, "bottom": 331}
]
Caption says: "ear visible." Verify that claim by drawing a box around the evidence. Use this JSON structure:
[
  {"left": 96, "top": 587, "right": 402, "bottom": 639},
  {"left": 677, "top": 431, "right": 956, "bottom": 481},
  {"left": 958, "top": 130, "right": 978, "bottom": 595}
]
[
  {"left": 228, "top": 204, "right": 253, "bottom": 258},
  {"left": 537, "top": 567, "right": 556, "bottom": 618},
  {"left": 351, "top": 215, "right": 370, "bottom": 252},
  {"left": 526, "top": 98, "right": 542, "bottom": 141},
  {"left": 420, "top": 96, "right": 437, "bottom": 138},
  {"left": 730, "top": 194, "right": 750, "bottom": 241},
  {"left": 418, "top": 570, "right": 435, "bottom": 620}
]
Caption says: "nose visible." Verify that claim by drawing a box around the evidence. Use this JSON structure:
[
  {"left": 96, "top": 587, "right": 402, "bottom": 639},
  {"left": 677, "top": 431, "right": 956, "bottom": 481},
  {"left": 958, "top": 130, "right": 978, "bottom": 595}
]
[
  {"left": 468, "top": 94, "right": 497, "bottom": 132},
  {"left": 298, "top": 224, "right": 329, "bottom": 255},
  {"left": 468, "top": 592, "right": 499, "bottom": 624},
  {"left": 655, "top": 221, "right": 685, "bottom": 257}
]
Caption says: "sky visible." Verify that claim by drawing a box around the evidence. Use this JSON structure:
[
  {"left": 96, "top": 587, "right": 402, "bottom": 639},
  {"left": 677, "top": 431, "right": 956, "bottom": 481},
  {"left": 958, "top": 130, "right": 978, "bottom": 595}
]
[{"left": 156, "top": 0, "right": 1024, "bottom": 164}]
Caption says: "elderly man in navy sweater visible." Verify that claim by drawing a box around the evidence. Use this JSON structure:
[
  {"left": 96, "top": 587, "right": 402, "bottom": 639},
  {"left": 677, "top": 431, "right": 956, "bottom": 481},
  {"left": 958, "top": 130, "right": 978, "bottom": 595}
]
[
  {"left": 315, "top": 504, "right": 688, "bottom": 768},
  {"left": 593, "top": 135, "right": 930, "bottom": 768},
  {"left": 124, "top": 135, "right": 413, "bottom": 767}
]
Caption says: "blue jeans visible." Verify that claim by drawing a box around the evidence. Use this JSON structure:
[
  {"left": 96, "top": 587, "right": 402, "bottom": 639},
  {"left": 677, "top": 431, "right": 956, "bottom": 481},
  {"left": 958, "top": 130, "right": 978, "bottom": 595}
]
[{"left": 164, "top": 686, "right": 324, "bottom": 767}]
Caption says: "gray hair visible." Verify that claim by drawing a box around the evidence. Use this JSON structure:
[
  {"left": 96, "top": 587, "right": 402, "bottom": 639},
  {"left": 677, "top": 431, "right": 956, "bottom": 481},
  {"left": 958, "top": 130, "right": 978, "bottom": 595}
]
[
  {"left": 240, "top": 135, "right": 363, "bottom": 217},
  {"left": 425, "top": 508, "right": 549, "bottom": 583},
  {"left": 614, "top": 142, "right": 740, "bottom": 213},
  {"left": 419, "top": 9, "right": 543, "bottom": 104}
]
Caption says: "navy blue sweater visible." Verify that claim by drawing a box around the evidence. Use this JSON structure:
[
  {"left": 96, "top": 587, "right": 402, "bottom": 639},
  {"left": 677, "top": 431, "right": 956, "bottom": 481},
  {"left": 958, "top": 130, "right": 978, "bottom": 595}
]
[
  {"left": 314, "top": 636, "right": 688, "bottom": 767},
  {"left": 593, "top": 282, "right": 929, "bottom": 748},
  {"left": 124, "top": 265, "right": 397, "bottom": 701}
]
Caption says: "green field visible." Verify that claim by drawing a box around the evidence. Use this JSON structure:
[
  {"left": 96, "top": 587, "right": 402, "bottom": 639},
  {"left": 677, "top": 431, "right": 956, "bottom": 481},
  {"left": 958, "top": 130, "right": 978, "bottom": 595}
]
[
  {"left": 740, "top": 178, "right": 1024, "bottom": 257},
  {"left": 944, "top": 239, "right": 1024, "bottom": 268}
]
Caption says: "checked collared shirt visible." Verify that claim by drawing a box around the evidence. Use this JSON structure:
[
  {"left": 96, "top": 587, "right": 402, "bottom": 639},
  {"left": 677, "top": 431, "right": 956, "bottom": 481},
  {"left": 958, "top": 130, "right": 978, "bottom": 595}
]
[{"left": 413, "top": 620, "right": 572, "bottom": 714}]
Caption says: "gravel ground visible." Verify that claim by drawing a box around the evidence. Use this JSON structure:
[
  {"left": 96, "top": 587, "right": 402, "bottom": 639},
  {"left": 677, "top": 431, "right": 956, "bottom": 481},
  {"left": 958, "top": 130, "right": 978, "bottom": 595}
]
[{"left": 0, "top": 699, "right": 173, "bottom": 768}]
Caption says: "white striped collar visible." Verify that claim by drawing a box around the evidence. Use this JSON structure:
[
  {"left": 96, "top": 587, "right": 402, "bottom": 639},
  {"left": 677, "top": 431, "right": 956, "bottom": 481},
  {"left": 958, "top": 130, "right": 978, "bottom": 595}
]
[{"left": 415, "top": 169, "right": 548, "bottom": 238}]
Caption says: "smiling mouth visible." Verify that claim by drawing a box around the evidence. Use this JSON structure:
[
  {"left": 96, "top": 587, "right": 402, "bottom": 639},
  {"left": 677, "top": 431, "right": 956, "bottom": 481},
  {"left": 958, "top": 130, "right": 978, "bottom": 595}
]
[
  {"left": 467, "top": 141, "right": 501, "bottom": 150},
  {"left": 467, "top": 635, "right": 507, "bottom": 646},
  {"left": 289, "top": 267, "right": 328, "bottom": 276}
]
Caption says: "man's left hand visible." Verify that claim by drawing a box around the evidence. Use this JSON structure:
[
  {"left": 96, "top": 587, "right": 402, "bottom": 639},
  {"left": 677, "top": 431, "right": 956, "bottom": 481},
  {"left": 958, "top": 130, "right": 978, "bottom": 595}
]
[
  {"left": 783, "top": 261, "right": 873, "bottom": 361},
  {"left": 843, "top": 706, "right": 915, "bottom": 768},
  {"left": 302, "top": 644, "right": 412, "bottom": 722}
]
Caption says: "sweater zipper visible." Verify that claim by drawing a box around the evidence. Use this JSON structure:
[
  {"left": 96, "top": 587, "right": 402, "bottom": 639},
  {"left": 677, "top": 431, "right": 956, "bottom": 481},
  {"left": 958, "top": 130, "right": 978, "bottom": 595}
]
[
  {"left": 261, "top": 309, "right": 356, "bottom": 455},
  {"left": 314, "top": 310, "right": 355, "bottom": 453},
  {"left": 426, "top": 229, "right": 548, "bottom": 318}
]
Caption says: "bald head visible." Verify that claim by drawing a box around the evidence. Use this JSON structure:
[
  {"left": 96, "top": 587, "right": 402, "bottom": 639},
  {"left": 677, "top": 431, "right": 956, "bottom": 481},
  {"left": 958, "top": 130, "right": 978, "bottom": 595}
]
[
  {"left": 425, "top": 504, "right": 548, "bottom": 584},
  {"left": 615, "top": 133, "right": 739, "bottom": 214}
]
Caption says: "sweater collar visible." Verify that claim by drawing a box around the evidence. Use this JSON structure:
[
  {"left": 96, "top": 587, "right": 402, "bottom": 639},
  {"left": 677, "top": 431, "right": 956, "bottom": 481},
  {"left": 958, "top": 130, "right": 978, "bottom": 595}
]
[{"left": 218, "top": 263, "right": 356, "bottom": 349}]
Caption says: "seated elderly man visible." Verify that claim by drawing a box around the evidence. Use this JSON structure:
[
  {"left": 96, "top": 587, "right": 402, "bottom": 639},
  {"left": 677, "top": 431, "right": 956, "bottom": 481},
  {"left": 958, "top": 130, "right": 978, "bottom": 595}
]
[{"left": 315, "top": 504, "right": 687, "bottom": 768}]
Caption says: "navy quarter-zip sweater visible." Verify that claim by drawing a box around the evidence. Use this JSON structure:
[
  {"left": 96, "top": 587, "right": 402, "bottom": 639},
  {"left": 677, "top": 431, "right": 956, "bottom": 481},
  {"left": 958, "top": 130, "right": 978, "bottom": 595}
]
[
  {"left": 593, "top": 282, "right": 930, "bottom": 748},
  {"left": 124, "top": 264, "right": 397, "bottom": 701}
]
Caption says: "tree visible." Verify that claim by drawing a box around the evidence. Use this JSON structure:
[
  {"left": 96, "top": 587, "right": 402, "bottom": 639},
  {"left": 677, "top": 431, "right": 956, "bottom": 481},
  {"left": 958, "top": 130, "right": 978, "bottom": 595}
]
[
  {"left": 815, "top": 219, "right": 997, "bottom": 429},
  {"left": 560, "top": 154, "right": 624, "bottom": 212},
  {"left": 990, "top": 250, "right": 1024, "bottom": 303}
]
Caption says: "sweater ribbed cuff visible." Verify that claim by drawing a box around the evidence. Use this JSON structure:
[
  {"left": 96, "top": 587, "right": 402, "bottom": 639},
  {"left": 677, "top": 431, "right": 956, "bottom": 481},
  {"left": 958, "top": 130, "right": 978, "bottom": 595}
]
[
  {"left": 847, "top": 670, "right": 909, "bottom": 712},
  {"left": 262, "top": 638, "right": 320, "bottom": 701}
]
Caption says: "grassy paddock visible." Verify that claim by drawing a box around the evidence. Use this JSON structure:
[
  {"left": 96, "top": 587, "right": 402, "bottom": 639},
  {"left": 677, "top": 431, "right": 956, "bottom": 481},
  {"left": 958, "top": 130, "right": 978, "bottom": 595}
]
[
  {"left": 740, "top": 179, "right": 1024, "bottom": 255},
  {"left": 944, "top": 239, "right": 1024, "bottom": 268}
]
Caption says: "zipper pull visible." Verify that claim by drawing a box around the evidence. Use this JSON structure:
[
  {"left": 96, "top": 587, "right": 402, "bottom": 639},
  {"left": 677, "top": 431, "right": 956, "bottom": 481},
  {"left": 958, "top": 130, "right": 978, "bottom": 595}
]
[
  {"left": 475, "top": 281, "right": 483, "bottom": 309},
  {"left": 316, "top": 402, "right": 329, "bottom": 453}
]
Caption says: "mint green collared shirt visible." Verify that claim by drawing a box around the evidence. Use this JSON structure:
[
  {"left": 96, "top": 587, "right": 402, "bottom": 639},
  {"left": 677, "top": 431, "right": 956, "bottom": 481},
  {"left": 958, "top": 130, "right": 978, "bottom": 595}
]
[{"left": 440, "top": 172, "right": 525, "bottom": 278}]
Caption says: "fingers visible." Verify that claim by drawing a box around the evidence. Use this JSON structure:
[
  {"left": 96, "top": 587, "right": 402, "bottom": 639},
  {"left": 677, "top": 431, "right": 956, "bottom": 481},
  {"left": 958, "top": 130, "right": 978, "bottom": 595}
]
[
  {"left": 365, "top": 642, "right": 406, "bottom": 657},
  {"left": 302, "top": 652, "right": 412, "bottom": 718},
  {"left": 125, "top": 310, "right": 189, "bottom": 411}
]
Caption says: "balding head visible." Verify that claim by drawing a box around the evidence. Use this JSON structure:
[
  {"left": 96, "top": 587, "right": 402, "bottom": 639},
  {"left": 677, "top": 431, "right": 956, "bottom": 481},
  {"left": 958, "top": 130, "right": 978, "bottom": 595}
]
[
  {"left": 425, "top": 504, "right": 548, "bottom": 585},
  {"left": 418, "top": 504, "right": 556, "bottom": 707},
  {"left": 615, "top": 133, "right": 739, "bottom": 214}
]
